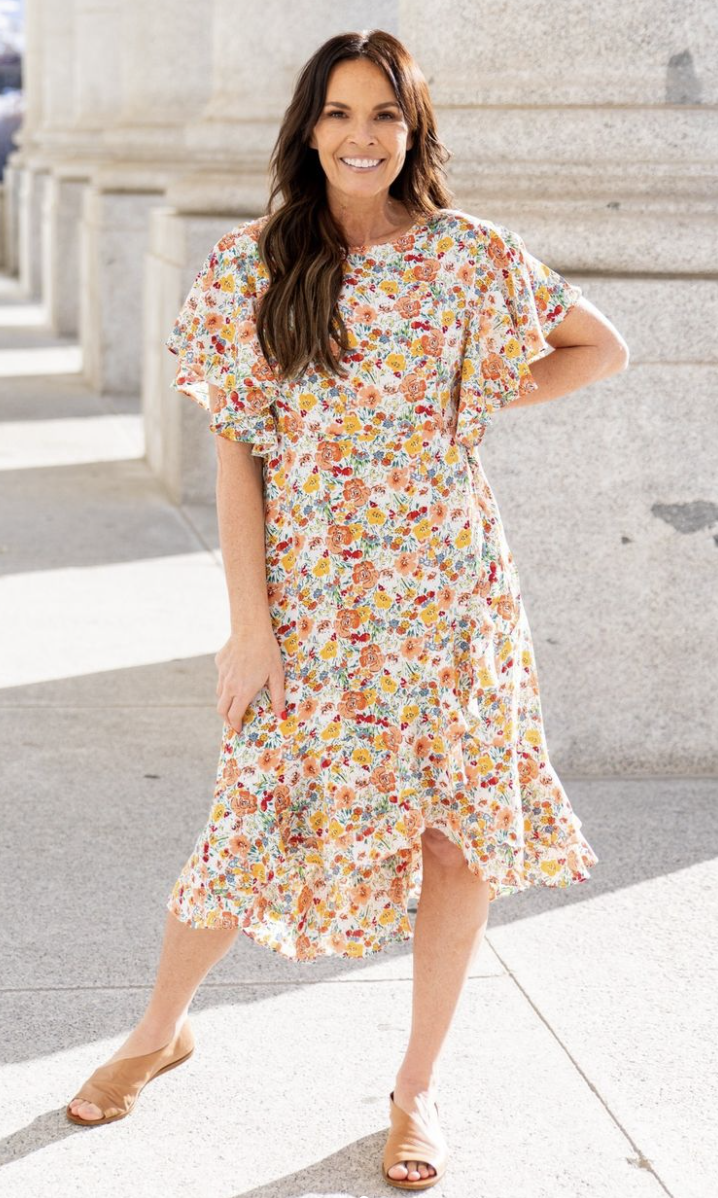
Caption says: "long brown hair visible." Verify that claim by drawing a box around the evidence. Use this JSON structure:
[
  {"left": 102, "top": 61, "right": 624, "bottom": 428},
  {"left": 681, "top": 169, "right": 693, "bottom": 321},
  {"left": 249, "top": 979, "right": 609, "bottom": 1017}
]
[{"left": 255, "top": 29, "right": 454, "bottom": 382}]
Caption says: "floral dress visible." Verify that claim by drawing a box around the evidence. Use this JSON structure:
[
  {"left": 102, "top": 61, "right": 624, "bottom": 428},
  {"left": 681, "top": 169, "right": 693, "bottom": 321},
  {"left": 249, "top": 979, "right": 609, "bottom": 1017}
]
[{"left": 164, "top": 207, "right": 600, "bottom": 962}]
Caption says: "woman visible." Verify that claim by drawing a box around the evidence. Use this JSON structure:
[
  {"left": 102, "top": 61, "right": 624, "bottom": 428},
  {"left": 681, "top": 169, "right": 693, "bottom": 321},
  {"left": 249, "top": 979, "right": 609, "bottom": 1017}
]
[{"left": 67, "top": 28, "right": 627, "bottom": 1190}]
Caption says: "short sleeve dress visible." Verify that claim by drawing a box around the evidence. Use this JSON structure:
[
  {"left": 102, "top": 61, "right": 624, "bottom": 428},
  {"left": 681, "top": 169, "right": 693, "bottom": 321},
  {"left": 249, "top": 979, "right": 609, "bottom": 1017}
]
[{"left": 164, "top": 208, "right": 599, "bottom": 962}]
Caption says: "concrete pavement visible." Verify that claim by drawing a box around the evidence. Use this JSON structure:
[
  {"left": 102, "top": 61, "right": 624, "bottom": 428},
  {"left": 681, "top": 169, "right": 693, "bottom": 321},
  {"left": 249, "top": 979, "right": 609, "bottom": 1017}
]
[{"left": 0, "top": 272, "right": 715, "bottom": 1198}]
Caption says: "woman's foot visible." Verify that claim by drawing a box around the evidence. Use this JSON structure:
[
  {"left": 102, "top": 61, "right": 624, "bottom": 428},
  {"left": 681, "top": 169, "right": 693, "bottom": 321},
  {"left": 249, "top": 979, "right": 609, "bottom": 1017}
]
[
  {"left": 385, "top": 1075, "right": 441, "bottom": 1183},
  {"left": 67, "top": 1017, "right": 187, "bottom": 1122}
]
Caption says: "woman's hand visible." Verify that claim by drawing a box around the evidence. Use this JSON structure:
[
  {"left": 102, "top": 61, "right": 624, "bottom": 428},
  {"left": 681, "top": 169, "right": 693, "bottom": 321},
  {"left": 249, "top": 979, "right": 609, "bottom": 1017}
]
[{"left": 214, "top": 623, "right": 286, "bottom": 734}]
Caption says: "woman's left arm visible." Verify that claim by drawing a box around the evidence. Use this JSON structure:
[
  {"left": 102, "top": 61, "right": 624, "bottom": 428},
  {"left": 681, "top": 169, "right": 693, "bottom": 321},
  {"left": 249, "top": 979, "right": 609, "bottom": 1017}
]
[{"left": 511, "top": 296, "right": 630, "bottom": 409}]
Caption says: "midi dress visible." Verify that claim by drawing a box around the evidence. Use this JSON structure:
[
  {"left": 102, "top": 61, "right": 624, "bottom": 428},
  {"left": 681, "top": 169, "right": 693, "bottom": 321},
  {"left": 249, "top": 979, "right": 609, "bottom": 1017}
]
[{"left": 164, "top": 207, "right": 600, "bottom": 962}]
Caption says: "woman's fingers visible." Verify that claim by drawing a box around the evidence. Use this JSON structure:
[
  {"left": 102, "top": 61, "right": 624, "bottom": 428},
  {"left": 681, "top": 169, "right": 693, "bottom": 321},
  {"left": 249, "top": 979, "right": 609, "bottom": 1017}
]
[
  {"left": 225, "top": 694, "right": 247, "bottom": 734},
  {"left": 267, "top": 665, "right": 287, "bottom": 722}
]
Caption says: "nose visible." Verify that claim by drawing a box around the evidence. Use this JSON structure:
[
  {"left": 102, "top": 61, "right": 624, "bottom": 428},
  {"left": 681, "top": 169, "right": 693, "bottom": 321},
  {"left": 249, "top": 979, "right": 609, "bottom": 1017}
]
[{"left": 344, "top": 116, "right": 379, "bottom": 147}]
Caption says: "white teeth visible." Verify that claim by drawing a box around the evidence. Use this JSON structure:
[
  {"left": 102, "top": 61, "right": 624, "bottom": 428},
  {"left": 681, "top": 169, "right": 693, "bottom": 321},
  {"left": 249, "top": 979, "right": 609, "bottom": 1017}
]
[{"left": 341, "top": 157, "right": 382, "bottom": 168}]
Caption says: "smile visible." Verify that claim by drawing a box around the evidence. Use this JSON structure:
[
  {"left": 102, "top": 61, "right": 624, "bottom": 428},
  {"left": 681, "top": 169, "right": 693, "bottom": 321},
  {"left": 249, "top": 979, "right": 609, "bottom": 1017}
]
[{"left": 340, "top": 157, "right": 384, "bottom": 171}]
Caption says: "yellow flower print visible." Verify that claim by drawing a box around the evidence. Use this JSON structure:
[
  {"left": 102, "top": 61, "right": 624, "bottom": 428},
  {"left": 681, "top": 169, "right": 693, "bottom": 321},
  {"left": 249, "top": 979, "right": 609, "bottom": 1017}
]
[
  {"left": 461, "top": 357, "right": 476, "bottom": 381},
  {"left": 279, "top": 712, "right": 298, "bottom": 735},
  {"left": 250, "top": 863, "right": 266, "bottom": 882},
  {"left": 524, "top": 728, "right": 541, "bottom": 746},
  {"left": 381, "top": 675, "right": 399, "bottom": 693},
  {"left": 375, "top": 592, "right": 393, "bottom": 611},
  {"left": 476, "top": 754, "right": 494, "bottom": 774},
  {"left": 341, "top": 412, "right": 362, "bottom": 435},
  {"left": 218, "top": 274, "right": 235, "bottom": 292},
  {"left": 320, "top": 721, "right": 341, "bottom": 741},
  {"left": 211, "top": 804, "right": 224, "bottom": 822},
  {"left": 413, "top": 517, "right": 432, "bottom": 541},
  {"left": 404, "top": 433, "right": 424, "bottom": 456},
  {"left": 281, "top": 548, "right": 297, "bottom": 571},
  {"left": 385, "top": 352, "right": 406, "bottom": 371},
  {"left": 328, "top": 818, "right": 345, "bottom": 838},
  {"left": 418, "top": 603, "right": 439, "bottom": 626},
  {"left": 540, "top": 859, "right": 562, "bottom": 877},
  {"left": 299, "top": 391, "right": 317, "bottom": 412},
  {"left": 379, "top": 279, "right": 399, "bottom": 294},
  {"left": 402, "top": 704, "right": 420, "bottom": 723},
  {"left": 352, "top": 747, "right": 372, "bottom": 766},
  {"left": 437, "top": 235, "right": 455, "bottom": 252},
  {"left": 504, "top": 337, "right": 521, "bottom": 359},
  {"left": 366, "top": 507, "right": 386, "bottom": 526},
  {"left": 455, "top": 527, "right": 472, "bottom": 549},
  {"left": 312, "top": 557, "right": 330, "bottom": 577},
  {"left": 319, "top": 640, "right": 338, "bottom": 659},
  {"left": 303, "top": 474, "right": 320, "bottom": 494}
]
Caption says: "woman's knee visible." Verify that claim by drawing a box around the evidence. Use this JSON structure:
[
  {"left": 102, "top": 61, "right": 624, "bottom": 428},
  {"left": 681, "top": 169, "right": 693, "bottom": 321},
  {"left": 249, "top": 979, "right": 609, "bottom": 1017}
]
[{"left": 421, "top": 826, "right": 467, "bottom": 868}]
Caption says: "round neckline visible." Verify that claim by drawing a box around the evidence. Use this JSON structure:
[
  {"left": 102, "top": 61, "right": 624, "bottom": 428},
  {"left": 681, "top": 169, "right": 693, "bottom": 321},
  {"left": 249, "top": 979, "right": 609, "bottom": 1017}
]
[{"left": 344, "top": 216, "right": 436, "bottom": 257}]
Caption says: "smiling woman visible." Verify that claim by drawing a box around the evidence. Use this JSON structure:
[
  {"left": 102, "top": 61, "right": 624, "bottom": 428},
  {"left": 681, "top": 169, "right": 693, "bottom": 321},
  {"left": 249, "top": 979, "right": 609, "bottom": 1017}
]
[
  {"left": 253, "top": 33, "right": 454, "bottom": 380},
  {"left": 66, "top": 25, "right": 622, "bottom": 1196}
]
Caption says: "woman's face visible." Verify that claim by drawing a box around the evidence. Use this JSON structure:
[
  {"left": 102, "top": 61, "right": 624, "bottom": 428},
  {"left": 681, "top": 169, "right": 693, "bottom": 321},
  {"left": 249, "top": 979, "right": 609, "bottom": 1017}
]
[{"left": 309, "top": 58, "right": 414, "bottom": 207}]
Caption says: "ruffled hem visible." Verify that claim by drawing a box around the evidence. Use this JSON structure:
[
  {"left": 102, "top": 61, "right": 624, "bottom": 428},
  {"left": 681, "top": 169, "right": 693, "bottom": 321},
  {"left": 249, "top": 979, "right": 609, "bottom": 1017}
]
[
  {"left": 167, "top": 353, "right": 280, "bottom": 460},
  {"left": 166, "top": 821, "right": 599, "bottom": 963}
]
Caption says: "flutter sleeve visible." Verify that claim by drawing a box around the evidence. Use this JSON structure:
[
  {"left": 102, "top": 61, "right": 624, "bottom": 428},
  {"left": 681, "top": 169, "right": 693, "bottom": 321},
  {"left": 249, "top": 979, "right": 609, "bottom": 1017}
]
[
  {"left": 165, "top": 229, "right": 280, "bottom": 459},
  {"left": 455, "top": 222, "right": 583, "bottom": 453}
]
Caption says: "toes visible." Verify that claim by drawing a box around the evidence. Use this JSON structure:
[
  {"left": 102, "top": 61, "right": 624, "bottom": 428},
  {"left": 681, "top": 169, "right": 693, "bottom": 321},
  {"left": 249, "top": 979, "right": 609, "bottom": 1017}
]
[
  {"left": 387, "top": 1157, "right": 437, "bottom": 1181},
  {"left": 69, "top": 1100, "right": 103, "bottom": 1120}
]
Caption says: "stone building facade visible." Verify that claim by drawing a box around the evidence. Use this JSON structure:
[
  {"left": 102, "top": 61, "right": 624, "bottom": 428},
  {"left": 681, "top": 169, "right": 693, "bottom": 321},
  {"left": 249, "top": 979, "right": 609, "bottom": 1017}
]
[{"left": 3, "top": 1, "right": 716, "bottom": 773}]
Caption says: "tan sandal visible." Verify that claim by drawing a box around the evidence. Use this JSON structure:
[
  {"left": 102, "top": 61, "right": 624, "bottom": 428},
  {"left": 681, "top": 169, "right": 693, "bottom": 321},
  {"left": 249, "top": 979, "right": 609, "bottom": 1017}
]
[
  {"left": 382, "top": 1089, "right": 448, "bottom": 1190},
  {"left": 66, "top": 1021, "right": 195, "bottom": 1127}
]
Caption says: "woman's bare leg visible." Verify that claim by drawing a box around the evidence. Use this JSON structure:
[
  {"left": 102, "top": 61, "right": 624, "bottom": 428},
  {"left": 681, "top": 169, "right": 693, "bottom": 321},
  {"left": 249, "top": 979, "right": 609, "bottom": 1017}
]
[
  {"left": 68, "top": 910, "right": 238, "bottom": 1120},
  {"left": 386, "top": 829, "right": 491, "bottom": 1183}
]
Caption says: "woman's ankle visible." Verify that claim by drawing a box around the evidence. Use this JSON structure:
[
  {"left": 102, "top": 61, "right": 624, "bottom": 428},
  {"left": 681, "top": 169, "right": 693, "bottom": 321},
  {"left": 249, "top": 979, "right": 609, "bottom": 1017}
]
[
  {"left": 135, "top": 1010, "right": 189, "bottom": 1038},
  {"left": 394, "top": 1067, "right": 439, "bottom": 1095}
]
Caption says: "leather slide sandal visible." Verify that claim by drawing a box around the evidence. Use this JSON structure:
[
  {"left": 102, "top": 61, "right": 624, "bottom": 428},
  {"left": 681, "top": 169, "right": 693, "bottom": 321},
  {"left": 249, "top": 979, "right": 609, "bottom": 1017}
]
[
  {"left": 66, "top": 1021, "right": 195, "bottom": 1127},
  {"left": 382, "top": 1089, "right": 449, "bottom": 1190}
]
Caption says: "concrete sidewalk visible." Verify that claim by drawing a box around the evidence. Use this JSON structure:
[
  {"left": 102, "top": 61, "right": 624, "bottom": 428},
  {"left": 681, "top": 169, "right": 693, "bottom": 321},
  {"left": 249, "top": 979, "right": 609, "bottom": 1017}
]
[{"left": 0, "top": 272, "right": 715, "bottom": 1198}]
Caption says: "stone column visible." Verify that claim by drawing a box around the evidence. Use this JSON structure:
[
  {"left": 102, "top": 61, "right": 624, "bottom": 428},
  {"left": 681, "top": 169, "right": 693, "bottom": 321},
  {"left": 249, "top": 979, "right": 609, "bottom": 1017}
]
[
  {"left": 7, "top": 0, "right": 45, "bottom": 294},
  {"left": 76, "top": 0, "right": 213, "bottom": 391}
]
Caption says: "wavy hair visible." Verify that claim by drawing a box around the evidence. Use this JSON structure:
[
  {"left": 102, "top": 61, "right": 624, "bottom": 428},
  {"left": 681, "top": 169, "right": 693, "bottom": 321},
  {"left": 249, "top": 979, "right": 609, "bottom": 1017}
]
[{"left": 255, "top": 29, "right": 454, "bottom": 382}]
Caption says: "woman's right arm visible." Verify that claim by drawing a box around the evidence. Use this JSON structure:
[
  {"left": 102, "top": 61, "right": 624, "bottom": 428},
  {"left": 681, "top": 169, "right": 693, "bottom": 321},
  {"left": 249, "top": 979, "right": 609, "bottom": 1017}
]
[{"left": 209, "top": 382, "right": 286, "bottom": 733}]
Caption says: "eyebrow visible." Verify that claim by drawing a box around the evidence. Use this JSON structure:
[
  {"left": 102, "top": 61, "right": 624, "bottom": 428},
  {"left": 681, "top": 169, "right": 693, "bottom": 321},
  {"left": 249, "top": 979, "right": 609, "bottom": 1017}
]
[{"left": 323, "top": 100, "right": 401, "bottom": 111}]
